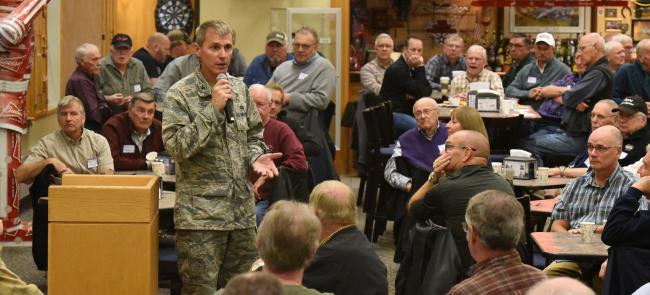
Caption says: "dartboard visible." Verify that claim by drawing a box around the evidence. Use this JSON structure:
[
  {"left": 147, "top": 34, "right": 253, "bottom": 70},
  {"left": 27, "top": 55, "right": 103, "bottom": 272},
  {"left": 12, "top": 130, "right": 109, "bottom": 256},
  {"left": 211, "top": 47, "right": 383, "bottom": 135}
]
[{"left": 155, "top": 0, "right": 193, "bottom": 34}]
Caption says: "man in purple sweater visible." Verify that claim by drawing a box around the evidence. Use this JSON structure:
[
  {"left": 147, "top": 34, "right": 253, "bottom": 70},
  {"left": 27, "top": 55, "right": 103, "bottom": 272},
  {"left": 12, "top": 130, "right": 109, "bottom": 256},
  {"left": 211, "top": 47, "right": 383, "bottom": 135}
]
[{"left": 65, "top": 43, "right": 110, "bottom": 133}]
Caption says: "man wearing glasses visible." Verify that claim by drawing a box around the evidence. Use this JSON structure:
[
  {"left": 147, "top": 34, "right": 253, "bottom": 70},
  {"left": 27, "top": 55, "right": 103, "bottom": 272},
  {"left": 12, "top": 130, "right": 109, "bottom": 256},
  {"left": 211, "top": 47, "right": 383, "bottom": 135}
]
[
  {"left": 502, "top": 33, "right": 535, "bottom": 88},
  {"left": 424, "top": 34, "right": 466, "bottom": 90},
  {"left": 505, "top": 32, "right": 571, "bottom": 110},
  {"left": 407, "top": 130, "right": 513, "bottom": 270},
  {"left": 545, "top": 125, "right": 635, "bottom": 279},
  {"left": 269, "top": 26, "right": 337, "bottom": 185},
  {"left": 98, "top": 33, "right": 152, "bottom": 115}
]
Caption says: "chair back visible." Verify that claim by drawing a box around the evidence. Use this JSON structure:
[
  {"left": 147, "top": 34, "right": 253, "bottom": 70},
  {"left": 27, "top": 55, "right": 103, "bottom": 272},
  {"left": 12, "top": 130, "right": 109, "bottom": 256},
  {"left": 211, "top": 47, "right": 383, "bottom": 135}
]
[
  {"left": 484, "top": 114, "right": 524, "bottom": 155},
  {"left": 516, "top": 195, "right": 533, "bottom": 265}
]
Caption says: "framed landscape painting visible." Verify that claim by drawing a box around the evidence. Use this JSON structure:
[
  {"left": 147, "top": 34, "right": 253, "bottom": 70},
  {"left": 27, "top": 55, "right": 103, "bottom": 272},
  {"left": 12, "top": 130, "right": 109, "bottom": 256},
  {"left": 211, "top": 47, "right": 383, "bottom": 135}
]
[{"left": 508, "top": 7, "right": 587, "bottom": 33}]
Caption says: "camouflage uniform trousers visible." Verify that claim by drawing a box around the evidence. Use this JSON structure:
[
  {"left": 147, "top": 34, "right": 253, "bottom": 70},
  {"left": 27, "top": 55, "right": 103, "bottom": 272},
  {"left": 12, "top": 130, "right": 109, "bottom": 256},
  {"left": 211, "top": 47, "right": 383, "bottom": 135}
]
[{"left": 176, "top": 228, "right": 257, "bottom": 294}]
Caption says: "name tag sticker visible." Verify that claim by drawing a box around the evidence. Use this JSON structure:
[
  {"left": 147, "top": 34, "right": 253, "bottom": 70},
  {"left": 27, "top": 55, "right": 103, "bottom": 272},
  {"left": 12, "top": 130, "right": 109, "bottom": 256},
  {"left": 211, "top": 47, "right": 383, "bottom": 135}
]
[
  {"left": 87, "top": 158, "right": 98, "bottom": 169},
  {"left": 123, "top": 145, "right": 136, "bottom": 154},
  {"left": 298, "top": 72, "right": 309, "bottom": 80},
  {"left": 527, "top": 77, "right": 537, "bottom": 84},
  {"left": 133, "top": 84, "right": 142, "bottom": 93},
  {"left": 438, "top": 144, "right": 446, "bottom": 153},
  {"left": 620, "top": 152, "right": 628, "bottom": 159}
]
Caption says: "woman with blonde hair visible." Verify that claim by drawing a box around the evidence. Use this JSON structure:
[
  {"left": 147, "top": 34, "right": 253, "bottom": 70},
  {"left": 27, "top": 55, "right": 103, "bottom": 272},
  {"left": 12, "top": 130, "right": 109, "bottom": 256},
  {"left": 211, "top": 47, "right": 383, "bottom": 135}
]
[{"left": 446, "top": 106, "right": 488, "bottom": 138}]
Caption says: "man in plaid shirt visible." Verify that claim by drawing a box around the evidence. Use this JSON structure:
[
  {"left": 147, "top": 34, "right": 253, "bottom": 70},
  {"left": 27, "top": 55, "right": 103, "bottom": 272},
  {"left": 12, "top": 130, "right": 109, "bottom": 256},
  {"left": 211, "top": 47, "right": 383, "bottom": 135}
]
[{"left": 545, "top": 125, "right": 636, "bottom": 279}]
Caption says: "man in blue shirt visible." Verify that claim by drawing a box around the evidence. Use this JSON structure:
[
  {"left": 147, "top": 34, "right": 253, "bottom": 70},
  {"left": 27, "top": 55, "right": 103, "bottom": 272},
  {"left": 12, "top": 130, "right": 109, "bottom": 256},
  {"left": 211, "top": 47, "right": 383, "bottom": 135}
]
[
  {"left": 613, "top": 39, "right": 650, "bottom": 107},
  {"left": 244, "top": 31, "right": 293, "bottom": 86}
]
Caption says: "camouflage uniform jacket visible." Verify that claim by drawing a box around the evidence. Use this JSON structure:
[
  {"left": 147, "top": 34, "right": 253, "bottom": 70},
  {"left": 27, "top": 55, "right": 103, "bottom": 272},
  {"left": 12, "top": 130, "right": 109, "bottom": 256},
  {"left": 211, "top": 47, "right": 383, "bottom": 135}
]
[{"left": 162, "top": 69, "right": 266, "bottom": 230}]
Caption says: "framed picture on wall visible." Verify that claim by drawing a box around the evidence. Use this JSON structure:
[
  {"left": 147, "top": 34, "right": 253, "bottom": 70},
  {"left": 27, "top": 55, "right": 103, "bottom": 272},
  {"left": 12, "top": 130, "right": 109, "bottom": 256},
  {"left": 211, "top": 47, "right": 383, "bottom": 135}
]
[
  {"left": 508, "top": 7, "right": 587, "bottom": 33},
  {"left": 606, "top": 20, "right": 622, "bottom": 31},
  {"left": 633, "top": 20, "right": 650, "bottom": 41},
  {"left": 604, "top": 8, "right": 618, "bottom": 18}
]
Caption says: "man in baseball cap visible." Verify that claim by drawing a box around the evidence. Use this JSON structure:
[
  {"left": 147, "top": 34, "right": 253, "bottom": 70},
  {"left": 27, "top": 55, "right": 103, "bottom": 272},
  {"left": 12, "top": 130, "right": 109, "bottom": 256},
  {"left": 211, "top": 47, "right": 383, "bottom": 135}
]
[
  {"left": 111, "top": 33, "right": 132, "bottom": 49},
  {"left": 243, "top": 30, "right": 293, "bottom": 86},
  {"left": 167, "top": 30, "right": 190, "bottom": 59},
  {"left": 618, "top": 95, "right": 650, "bottom": 165}
]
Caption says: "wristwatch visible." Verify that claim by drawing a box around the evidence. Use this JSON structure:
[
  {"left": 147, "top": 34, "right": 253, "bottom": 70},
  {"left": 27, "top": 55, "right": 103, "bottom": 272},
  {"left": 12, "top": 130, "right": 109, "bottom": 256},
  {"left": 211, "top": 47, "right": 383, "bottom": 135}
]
[{"left": 559, "top": 166, "right": 566, "bottom": 178}]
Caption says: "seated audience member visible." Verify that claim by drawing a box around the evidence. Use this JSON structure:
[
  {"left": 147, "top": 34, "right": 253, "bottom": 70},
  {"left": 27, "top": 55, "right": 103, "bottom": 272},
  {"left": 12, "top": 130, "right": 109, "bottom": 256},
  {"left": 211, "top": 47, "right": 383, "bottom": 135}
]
[
  {"left": 303, "top": 181, "right": 388, "bottom": 295},
  {"left": 222, "top": 272, "right": 284, "bottom": 295},
  {"left": 101, "top": 92, "right": 163, "bottom": 171},
  {"left": 502, "top": 33, "right": 535, "bottom": 88},
  {"left": 408, "top": 130, "right": 513, "bottom": 270},
  {"left": 424, "top": 34, "right": 465, "bottom": 90},
  {"left": 505, "top": 32, "right": 571, "bottom": 110},
  {"left": 65, "top": 43, "right": 110, "bottom": 134},
  {"left": 599, "top": 147, "right": 650, "bottom": 295},
  {"left": 154, "top": 40, "right": 198, "bottom": 102},
  {"left": 253, "top": 201, "right": 330, "bottom": 295},
  {"left": 15, "top": 96, "right": 114, "bottom": 183},
  {"left": 228, "top": 30, "right": 248, "bottom": 77},
  {"left": 613, "top": 39, "right": 650, "bottom": 105},
  {"left": 530, "top": 33, "right": 612, "bottom": 162},
  {"left": 545, "top": 125, "right": 635, "bottom": 279},
  {"left": 0, "top": 222, "right": 44, "bottom": 295},
  {"left": 133, "top": 32, "right": 171, "bottom": 83},
  {"left": 99, "top": 33, "right": 152, "bottom": 114},
  {"left": 532, "top": 52, "right": 587, "bottom": 135},
  {"left": 527, "top": 278, "right": 595, "bottom": 295},
  {"left": 166, "top": 30, "right": 189, "bottom": 60},
  {"left": 547, "top": 99, "right": 619, "bottom": 177},
  {"left": 617, "top": 95, "right": 650, "bottom": 166},
  {"left": 449, "top": 45, "right": 504, "bottom": 101},
  {"left": 360, "top": 33, "right": 394, "bottom": 95},
  {"left": 605, "top": 40, "right": 626, "bottom": 73},
  {"left": 249, "top": 84, "right": 307, "bottom": 225},
  {"left": 611, "top": 34, "right": 635, "bottom": 64},
  {"left": 447, "top": 190, "right": 546, "bottom": 295},
  {"left": 385, "top": 97, "right": 447, "bottom": 193},
  {"left": 267, "top": 83, "right": 320, "bottom": 157},
  {"left": 445, "top": 106, "right": 488, "bottom": 137},
  {"left": 379, "top": 35, "right": 431, "bottom": 137},
  {"left": 244, "top": 31, "right": 292, "bottom": 86}
]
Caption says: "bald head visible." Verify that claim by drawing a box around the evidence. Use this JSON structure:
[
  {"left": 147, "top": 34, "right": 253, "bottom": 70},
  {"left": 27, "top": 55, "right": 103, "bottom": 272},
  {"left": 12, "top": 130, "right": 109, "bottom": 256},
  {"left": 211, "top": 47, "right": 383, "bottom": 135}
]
[
  {"left": 249, "top": 84, "right": 271, "bottom": 103},
  {"left": 455, "top": 130, "right": 490, "bottom": 159},
  {"left": 146, "top": 32, "right": 171, "bottom": 63},
  {"left": 591, "top": 125, "right": 623, "bottom": 148},
  {"left": 527, "top": 278, "right": 594, "bottom": 295},
  {"left": 413, "top": 97, "right": 438, "bottom": 112},
  {"left": 309, "top": 180, "right": 357, "bottom": 226}
]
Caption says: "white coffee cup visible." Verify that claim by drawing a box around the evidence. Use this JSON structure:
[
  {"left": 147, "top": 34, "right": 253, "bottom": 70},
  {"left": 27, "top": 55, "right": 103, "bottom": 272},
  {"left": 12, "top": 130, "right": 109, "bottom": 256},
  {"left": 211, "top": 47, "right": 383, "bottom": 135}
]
[
  {"left": 440, "top": 76, "right": 450, "bottom": 85},
  {"left": 579, "top": 222, "right": 595, "bottom": 243},
  {"left": 491, "top": 162, "right": 503, "bottom": 175},
  {"left": 449, "top": 97, "right": 461, "bottom": 106},
  {"left": 152, "top": 162, "right": 166, "bottom": 176},
  {"left": 537, "top": 167, "right": 549, "bottom": 182},
  {"left": 501, "top": 99, "right": 513, "bottom": 114}
]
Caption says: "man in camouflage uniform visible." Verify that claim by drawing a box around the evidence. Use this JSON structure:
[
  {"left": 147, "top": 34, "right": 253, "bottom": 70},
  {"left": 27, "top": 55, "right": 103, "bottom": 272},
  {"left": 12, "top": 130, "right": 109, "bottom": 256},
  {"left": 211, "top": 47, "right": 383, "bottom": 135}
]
[{"left": 162, "top": 20, "right": 281, "bottom": 294}]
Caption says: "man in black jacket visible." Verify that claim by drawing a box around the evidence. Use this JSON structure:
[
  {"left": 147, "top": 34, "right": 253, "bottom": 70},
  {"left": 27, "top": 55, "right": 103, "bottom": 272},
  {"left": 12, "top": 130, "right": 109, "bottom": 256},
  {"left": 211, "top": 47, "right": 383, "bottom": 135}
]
[
  {"left": 379, "top": 36, "right": 432, "bottom": 137},
  {"left": 530, "top": 33, "right": 613, "bottom": 163},
  {"left": 303, "top": 180, "right": 388, "bottom": 295}
]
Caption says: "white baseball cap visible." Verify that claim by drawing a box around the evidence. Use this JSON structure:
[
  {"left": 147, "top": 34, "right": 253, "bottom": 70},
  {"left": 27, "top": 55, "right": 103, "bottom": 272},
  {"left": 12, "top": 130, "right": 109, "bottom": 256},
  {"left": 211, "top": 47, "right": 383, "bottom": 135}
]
[{"left": 535, "top": 32, "right": 555, "bottom": 47}]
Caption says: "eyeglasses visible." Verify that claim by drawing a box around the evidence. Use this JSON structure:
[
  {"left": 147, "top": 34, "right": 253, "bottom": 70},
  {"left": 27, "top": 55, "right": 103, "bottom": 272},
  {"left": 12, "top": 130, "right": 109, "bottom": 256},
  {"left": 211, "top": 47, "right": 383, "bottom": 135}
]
[
  {"left": 587, "top": 144, "right": 620, "bottom": 153},
  {"left": 445, "top": 44, "right": 462, "bottom": 49},
  {"left": 414, "top": 108, "right": 437, "bottom": 118},
  {"left": 293, "top": 43, "right": 314, "bottom": 50},
  {"left": 509, "top": 43, "right": 525, "bottom": 48},
  {"left": 445, "top": 143, "right": 477, "bottom": 152},
  {"left": 577, "top": 43, "right": 595, "bottom": 52},
  {"left": 590, "top": 113, "right": 618, "bottom": 120}
]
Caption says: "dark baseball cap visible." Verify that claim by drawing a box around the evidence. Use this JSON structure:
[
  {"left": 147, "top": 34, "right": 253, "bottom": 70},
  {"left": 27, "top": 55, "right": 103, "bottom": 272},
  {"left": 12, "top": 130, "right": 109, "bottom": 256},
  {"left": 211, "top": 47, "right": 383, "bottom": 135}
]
[
  {"left": 167, "top": 30, "right": 189, "bottom": 44},
  {"left": 619, "top": 95, "right": 648, "bottom": 116},
  {"left": 266, "top": 31, "right": 287, "bottom": 45},
  {"left": 111, "top": 33, "right": 132, "bottom": 49}
]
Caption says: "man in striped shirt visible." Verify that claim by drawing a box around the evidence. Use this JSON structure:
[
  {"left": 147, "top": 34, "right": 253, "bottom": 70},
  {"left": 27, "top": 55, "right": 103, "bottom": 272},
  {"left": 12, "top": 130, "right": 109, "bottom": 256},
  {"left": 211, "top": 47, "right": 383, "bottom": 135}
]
[{"left": 545, "top": 125, "right": 636, "bottom": 279}]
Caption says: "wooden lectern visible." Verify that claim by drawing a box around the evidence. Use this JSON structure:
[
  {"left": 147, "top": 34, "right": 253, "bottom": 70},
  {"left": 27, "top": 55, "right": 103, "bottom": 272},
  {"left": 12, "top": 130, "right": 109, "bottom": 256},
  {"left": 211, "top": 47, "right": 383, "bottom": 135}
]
[{"left": 48, "top": 175, "right": 159, "bottom": 295}]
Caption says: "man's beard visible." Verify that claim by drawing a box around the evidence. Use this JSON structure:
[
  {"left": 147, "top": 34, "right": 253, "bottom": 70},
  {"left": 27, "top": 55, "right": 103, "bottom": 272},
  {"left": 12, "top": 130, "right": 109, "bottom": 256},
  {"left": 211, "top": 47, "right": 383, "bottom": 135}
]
[{"left": 269, "top": 54, "right": 284, "bottom": 66}]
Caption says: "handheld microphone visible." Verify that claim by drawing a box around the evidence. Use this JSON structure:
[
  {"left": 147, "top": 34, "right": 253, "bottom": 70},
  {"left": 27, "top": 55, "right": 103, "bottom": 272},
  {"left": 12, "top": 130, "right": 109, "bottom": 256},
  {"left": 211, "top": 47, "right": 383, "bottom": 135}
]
[{"left": 217, "top": 73, "right": 235, "bottom": 124}]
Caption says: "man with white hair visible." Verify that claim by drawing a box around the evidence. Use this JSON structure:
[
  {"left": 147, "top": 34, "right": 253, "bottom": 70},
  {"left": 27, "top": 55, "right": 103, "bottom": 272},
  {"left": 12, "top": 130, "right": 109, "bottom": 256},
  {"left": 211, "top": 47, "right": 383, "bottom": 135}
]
[
  {"left": 447, "top": 190, "right": 546, "bottom": 295},
  {"left": 360, "top": 33, "right": 394, "bottom": 95},
  {"left": 611, "top": 34, "right": 635, "bottom": 64},
  {"left": 424, "top": 34, "right": 466, "bottom": 90},
  {"left": 506, "top": 32, "right": 571, "bottom": 110},
  {"left": 303, "top": 180, "right": 388, "bottom": 295},
  {"left": 614, "top": 39, "right": 650, "bottom": 108},
  {"left": 605, "top": 40, "right": 626, "bottom": 73},
  {"left": 65, "top": 43, "right": 110, "bottom": 133},
  {"left": 449, "top": 45, "right": 504, "bottom": 101},
  {"left": 527, "top": 278, "right": 595, "bottom": 295},
  {"left": 133, "top": 32, "right": 171, "bottom": 83},
  {"left": 249, "top": 84, "right": 307, "bottom": 225}
]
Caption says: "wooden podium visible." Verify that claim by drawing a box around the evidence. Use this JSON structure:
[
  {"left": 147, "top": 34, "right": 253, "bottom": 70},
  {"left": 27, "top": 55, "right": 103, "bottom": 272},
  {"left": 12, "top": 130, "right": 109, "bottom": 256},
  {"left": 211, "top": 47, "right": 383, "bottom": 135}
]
[{"left": 48, "top": 175, "right": 159, "bottom": 295}]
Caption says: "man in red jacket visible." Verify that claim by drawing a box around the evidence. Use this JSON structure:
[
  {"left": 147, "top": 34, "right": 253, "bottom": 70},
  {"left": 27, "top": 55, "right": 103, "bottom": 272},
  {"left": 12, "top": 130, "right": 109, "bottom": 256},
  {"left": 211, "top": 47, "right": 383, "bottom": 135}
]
[{"left": 102, "top": 92, "right": 164, "bottom": 171}]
